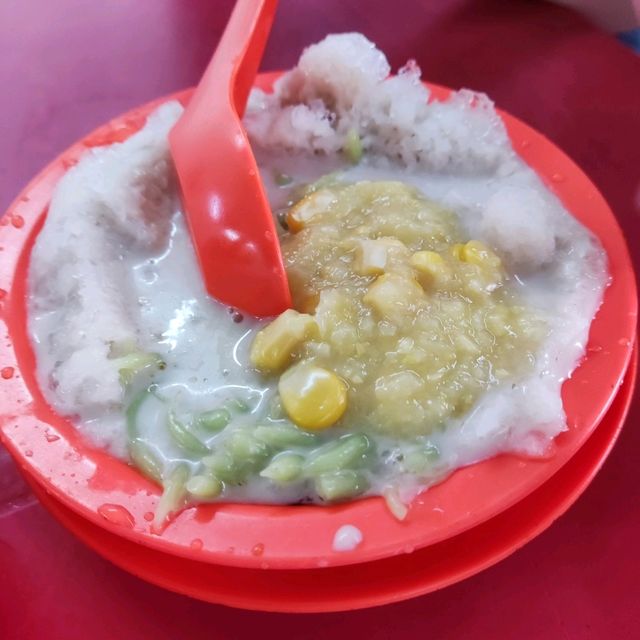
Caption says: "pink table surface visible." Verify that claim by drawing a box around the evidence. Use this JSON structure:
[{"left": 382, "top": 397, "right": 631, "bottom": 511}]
[{"left": 1, "top": 1, "right": 639, "bottom": 638}]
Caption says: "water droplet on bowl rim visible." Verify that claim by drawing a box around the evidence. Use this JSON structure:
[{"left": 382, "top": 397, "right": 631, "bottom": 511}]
[
  {"left": 1, "top": 367, "right": 15, "bottom": 379},
  {"left": 251, "top": 542, "right": 265, "bottom": 556},
  {"left": 98, "top": 503, "right": 135, "bottom": 528},
  {"left": 190, "top": 538, "right": 204, "bottom": 550}
]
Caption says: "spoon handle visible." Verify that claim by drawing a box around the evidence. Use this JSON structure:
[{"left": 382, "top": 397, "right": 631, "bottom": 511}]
[{"left": 203, "top": 0, "right": 278, "bottom": 115}]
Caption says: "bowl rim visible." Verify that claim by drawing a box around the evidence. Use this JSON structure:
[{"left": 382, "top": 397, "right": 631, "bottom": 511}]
[{"left": 0, "top": 72, "right": 637, "bottom": 570}]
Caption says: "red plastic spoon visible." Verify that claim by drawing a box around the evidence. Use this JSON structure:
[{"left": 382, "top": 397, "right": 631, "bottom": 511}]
[{"left": 169, "top": 0, "right": 290, "bottom": 317}]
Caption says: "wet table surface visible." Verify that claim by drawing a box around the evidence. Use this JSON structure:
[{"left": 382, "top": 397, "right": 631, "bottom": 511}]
[{"left": 1, "top": 1, "right": 639, "bottom": 638}]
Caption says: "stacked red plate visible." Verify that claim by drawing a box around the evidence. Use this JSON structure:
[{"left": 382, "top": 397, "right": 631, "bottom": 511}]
[{"left": 0, "top": 75, "right": 636, "bottom": 612}]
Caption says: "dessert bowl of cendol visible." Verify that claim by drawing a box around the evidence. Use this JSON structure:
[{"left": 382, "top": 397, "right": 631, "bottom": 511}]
[{"left": 0, "top": 34, "right": 636, "bottom": 570}]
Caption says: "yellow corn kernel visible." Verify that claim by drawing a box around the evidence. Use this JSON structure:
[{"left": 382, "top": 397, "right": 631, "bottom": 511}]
[
  {"left": 451, "top": 243, "right": 465, "bottom": 260},
  {"left": 362, "top": 273, "right": 425, "bottom": 322},
  {"left": 250, "top": 309, "right": 318, "bottom": 372},
  {"left": 353, "top": 239, "right": 389, "bottom": 276},
  {"left": 410, "top": 250, "right": 450, "bottom": 286},
  {"left": 459, "top": 240, "right": 501, "bottom": 269},
  {"left": 353, "top": 237, "right": 409, "bottom": 277},
  {"left": 278, "top": 364, "right": 348, "bottom": 431},
  {"left": 411, "top": 250, "right": 444, "bottom": 269},
  {"left": 353, "top": 238, "right": 388, "bottom": 276},
  {"left": 286, "top": 190, "right": 336, "bottom": 232}
]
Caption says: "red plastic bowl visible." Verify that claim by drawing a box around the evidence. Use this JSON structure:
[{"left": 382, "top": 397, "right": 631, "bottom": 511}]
[{"left": 0, "top": 73, "right": 636, "bottom": 570}]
